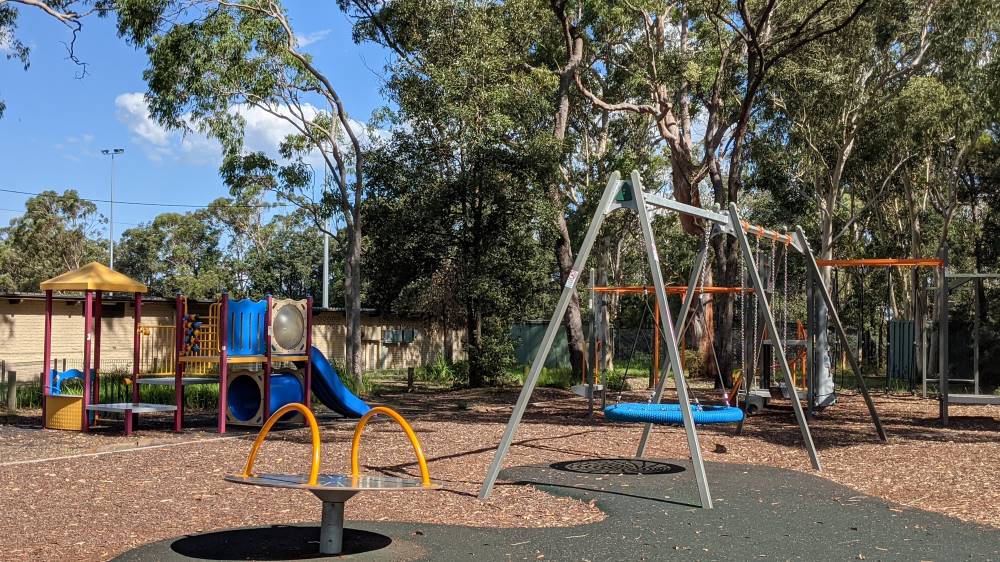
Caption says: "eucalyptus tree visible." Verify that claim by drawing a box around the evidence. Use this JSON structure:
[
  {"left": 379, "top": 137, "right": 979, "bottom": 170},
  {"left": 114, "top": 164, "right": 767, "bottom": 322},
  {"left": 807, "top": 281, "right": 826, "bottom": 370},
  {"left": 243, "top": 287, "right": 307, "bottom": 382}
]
[
  {"left": 762, "top": 0, "right": 938, "bottom": 404},
  {"left": 116, "top": 210, "right": 226, "bottom": 299},
  {"left": 343, "top": 0, "right": 605, "bottom": 381},
  {"left": 352, "top": 0, "right": 555, "bottom": 385},
  {"left": 0, "top": 0, "right": 112, "bottom": 116},
  {"left": 0, "top": 190, "right": 106, "bottom": 290},
  {"left": 117, "top": 0, "right": 369, "bottom": 383},
  {"left": 552, "top": 0, "right": 870, "bottom": 385}
]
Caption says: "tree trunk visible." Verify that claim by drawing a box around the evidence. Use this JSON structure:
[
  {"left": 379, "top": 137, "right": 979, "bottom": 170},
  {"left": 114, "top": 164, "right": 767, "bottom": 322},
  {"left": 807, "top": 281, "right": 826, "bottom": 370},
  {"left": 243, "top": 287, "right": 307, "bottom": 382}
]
[
  {"left": 711, "top": 235, "right": 735, "bottom": 388},
  {"left": 814, "top": 204, "right": 836, "bottom": 407},
  {"left": 467, "top": 297, "right": 484, "bottom": 388},
  {"left": 344, "top": 222, "right": 363, "bottom": 387},
  {"left": 550, "top": 34, "right": 588, "bottom": 380}
]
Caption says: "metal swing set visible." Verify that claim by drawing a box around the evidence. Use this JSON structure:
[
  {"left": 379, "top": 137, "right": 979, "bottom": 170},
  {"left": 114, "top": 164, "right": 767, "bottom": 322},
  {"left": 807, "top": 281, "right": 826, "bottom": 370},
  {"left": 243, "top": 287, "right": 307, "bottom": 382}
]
[{"left": 478, "top": 171, "right": 886, "bottom": 508}]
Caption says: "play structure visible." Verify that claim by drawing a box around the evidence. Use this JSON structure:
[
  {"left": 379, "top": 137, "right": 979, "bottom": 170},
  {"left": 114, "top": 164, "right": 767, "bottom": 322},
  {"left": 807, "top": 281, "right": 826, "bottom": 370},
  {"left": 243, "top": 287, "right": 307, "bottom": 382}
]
[
  {"left": 226, "top": 402, "right": 438, "bottom": 555},
  {"left": 39, "top": 262, "right": 369, "bottom": 434},
  {"left": 40, "top": 262, "right": 178, "bottom": 434},
  {"left": 938, "top": 271, "right": 1000, "bottom": 415},
  {"left": 140, "top": 293, "right": 370, "bottom": 432},
  {"left": 479, "top": 171, "right": 886, "bottom": 508},
  {"left": 815, "top": 260, "right": 1000, "bottom": 423}
]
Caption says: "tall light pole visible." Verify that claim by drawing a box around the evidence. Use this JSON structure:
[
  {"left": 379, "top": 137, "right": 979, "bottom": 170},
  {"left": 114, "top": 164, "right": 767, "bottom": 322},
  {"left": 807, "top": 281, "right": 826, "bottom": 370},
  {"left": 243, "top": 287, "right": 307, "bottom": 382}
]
[
  {"left": 322, "top": 167, "right": 330, "bottom": 309},
  {"left": 101, "top": 148, "right": 124, "bottom": 269}
]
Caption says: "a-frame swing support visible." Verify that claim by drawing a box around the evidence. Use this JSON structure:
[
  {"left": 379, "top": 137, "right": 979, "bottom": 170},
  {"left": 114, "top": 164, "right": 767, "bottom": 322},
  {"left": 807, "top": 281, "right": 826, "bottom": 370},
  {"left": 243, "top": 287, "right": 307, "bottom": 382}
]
[{"left": 477, "top": 171, "right": 886, "bottom": 506}]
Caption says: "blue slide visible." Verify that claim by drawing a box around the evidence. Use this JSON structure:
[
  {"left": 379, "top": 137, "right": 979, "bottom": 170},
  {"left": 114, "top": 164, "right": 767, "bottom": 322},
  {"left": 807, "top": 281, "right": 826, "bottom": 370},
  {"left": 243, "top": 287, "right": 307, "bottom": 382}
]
[{"left": 309, "top": 346, "right": 371, "bottom": 418}]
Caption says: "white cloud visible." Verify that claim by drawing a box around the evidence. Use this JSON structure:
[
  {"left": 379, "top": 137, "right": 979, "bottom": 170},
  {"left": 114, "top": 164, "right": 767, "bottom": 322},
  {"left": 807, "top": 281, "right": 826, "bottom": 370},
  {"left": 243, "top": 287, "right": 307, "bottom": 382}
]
[
  {"left": 115, "top": 92, "right": 172, "bottom": 147},
  {"left": 295, "top": 29, "right": 331, "bottom": 48},
  {"left": 115, "top": 91, "right": 387, "bottom": 170}
]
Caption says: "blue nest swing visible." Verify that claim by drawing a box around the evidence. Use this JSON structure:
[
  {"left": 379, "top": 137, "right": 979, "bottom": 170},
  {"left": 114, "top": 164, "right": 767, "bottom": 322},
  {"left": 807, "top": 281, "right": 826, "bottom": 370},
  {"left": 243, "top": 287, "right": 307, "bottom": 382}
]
[{"left": 604, "top": 402, "right": 744, "bottom": 425}]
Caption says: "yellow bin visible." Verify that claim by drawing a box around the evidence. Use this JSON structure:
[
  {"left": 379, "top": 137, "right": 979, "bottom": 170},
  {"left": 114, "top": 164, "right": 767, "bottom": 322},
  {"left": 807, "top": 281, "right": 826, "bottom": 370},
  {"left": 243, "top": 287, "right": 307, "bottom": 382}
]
[{"left": 45, "top": 395, "right": 83, "bottom": 430}]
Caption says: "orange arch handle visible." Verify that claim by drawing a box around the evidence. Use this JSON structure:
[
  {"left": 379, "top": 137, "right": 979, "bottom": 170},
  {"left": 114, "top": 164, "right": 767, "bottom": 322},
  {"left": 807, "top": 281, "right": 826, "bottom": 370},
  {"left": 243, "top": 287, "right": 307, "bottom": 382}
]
[
  {"left": 241, "top": 403, "right": 321, "bottom": 485},
  {"left": 351, "top": 406, "right": 431, "bottom": 487}
]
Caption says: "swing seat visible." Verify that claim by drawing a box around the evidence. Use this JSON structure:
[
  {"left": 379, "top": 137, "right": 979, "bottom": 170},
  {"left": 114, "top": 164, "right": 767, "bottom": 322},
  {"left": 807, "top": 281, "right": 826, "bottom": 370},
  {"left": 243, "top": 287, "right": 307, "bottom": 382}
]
[{"left": 603, "top": 403, "right": 744, "bottom": 425}]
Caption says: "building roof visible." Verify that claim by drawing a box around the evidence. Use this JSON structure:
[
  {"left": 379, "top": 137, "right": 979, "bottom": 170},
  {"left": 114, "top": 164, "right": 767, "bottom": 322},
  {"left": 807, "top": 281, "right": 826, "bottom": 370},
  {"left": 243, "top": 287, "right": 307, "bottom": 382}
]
[{"left": 39, "top": 262, "right": 148, "bottom": 293}]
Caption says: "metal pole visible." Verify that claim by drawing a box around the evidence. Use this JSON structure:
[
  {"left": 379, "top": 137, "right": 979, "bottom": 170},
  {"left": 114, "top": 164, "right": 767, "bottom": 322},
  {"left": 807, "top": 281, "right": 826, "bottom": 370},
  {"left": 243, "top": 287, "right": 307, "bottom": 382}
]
[
  {"left": 320, "top": 501, "right": 345, "bottom": 554},
  {"left": 110, "top": 155, "right": 115, "bottom": 269},
  {"left": 101, "top": 148, "right": 124, "bottom": 269},
  {"left": 478, "top": 172, "right": 624, "bottom": 500},
  {"left": 974, "top": 277, "right": 980, "bottom": 396},
  {"left": 938, "top": 248, "right": 949, "bottom": 424},
  {"left": 322, "top": 233, "right": 330, "bottom": 309},
  {"left": 322, "top": 169, "right": 330, "bottom": 309},
  {"left": 632, "top": 172, "right": 713, "bottom": 508},
  {"left": 806, "top": 271, "right": 814, "bottom": 417},
  {"left": 733, "top": 211, "right": 821, "bottom": 470},
  {"left": 588, "top": 268, "right": 596, "bottom": 417},
  {"left": 795, "top": 227, "right": 887, "bottom": 441}
]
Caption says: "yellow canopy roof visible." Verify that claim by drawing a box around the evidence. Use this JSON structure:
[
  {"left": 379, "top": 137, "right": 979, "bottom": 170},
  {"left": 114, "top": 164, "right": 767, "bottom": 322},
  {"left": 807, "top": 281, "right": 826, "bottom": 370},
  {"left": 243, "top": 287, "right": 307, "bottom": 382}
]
[{"left": 39, "top": 262, "right": 148, "bottom": 293}]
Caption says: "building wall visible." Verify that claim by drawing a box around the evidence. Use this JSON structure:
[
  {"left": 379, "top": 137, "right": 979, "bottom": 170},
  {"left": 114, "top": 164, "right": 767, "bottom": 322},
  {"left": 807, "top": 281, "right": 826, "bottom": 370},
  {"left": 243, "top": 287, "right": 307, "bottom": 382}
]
[{"left": 0, "top": 297, "right": 464, "bottom": 382}]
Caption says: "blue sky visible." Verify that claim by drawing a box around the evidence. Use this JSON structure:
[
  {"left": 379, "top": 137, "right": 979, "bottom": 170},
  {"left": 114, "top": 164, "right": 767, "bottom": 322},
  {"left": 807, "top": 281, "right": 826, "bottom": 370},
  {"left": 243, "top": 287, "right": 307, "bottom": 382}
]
[{"left": 0, "top": 2, "right": 390, "bottom": 235}]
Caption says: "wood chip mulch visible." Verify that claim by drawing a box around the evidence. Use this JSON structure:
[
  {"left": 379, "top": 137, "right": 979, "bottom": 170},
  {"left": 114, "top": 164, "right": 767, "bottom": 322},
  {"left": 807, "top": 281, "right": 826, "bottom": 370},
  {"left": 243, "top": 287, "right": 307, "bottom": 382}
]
[{"left": 0, "top": 386, "right": 997, "bottom": 561}]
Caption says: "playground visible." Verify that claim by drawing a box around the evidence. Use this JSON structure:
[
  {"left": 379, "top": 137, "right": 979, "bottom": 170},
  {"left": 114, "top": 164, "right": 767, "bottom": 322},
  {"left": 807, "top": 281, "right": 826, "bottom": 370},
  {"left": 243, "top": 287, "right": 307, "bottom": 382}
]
[
  {"left": 0, "top": 385, "right": 998, "bottom": 560},
  {"left": 0, "top": 171, "right": 996, "bottom": 561}
]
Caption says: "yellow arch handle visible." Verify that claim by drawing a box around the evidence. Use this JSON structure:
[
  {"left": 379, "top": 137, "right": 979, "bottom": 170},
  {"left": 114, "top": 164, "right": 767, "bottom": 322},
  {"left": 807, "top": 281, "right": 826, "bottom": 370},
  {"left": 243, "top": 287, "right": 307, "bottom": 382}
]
[
  {"left": 351, "top": 406, "right": 431, "bottom": 487},
  {"left": 241, "top": 403, "right": 321, "bottom": 485}
]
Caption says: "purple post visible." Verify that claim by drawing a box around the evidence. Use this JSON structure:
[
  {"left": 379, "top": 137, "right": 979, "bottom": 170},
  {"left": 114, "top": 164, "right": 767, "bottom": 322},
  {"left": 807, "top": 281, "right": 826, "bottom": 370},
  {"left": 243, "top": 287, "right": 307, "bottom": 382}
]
[
  {"left": 82, "top": 291, "right": 94, "bottom": 432},
  {"left": 263, "top": 295, "right": 273, "bottom": 421},
  {"left": 174, "top": 295, "right": 185, "bottom": 431},
  {"left": 42, "top": 290, "right": 53, "bottom": 425},
  {"left": 305, "top": 297, "right": 313, "bottom": 411},
  {"left": 218, "top": 293, "right": 229, "bottom": 434},
  {"left": 132, "top": 292, "right": 142, "bottom": 425},
  {"left": 93, "top": 291, "right": 102, "bottom": 408}
]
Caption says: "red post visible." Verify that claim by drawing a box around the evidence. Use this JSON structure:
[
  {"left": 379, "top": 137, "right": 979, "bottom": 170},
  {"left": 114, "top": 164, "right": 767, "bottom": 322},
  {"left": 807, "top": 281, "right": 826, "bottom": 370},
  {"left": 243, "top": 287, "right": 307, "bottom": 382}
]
[
  {"left": 82, "top": 291, "right": 94, "bottom": 432},
  {"left": 305, "top": 297, "right": 313, "bottom": 411},
  {"left": 263, "top": 294, "right": 273, "bottom": 421},
  {"left": 132, "top": 293, "right": 142, "bottom": 425},
  {"left": 42, "top": 290, "right": 53, "bottom": 425},
  {"left": 173, "top": 295, "right": 185, "bottom": 431},
  {"left": 93, "top": 290, "right": 102, "bottom": 407},
  {"left": 218, "top": 293, "right": 229, "bottom": 434}
]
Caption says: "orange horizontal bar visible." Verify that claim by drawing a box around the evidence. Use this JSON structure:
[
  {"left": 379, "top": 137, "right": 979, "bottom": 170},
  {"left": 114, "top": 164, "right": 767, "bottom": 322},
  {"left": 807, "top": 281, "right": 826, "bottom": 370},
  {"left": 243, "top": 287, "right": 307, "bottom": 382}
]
[
  {"left": 816, "top": 258, "right": 944, "bottom": 268},
  {"left": 593, "top": 286, "right": 753, "bottom": 294},
  {"left": 740, "top": 221, "right": 793, "bottom": 245}
]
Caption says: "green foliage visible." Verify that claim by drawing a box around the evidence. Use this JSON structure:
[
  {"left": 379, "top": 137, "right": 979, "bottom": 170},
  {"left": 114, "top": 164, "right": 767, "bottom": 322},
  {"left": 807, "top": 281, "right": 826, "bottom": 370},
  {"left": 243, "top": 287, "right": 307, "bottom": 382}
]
[
  {"left": 0, "top": 190, "right": 106, "bottom": 291},
  {"left": 117, "top": 210, "right": 225, "bottom": 299},
  {"left": 508, "top": 365, "right": 576, "bottom": 391},
  {"left": 415, "top": 356, "right": 467, "bottom": 386},
  {"left": 0, "top": 1, "right": 115, "bottom": 118}
]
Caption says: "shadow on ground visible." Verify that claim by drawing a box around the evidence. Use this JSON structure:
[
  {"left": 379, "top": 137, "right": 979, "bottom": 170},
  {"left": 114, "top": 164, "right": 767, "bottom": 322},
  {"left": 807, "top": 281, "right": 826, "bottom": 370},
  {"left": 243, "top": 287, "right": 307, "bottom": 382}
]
[
  {"left": 169, "top": 526, "right": 394, "bottom": 560},
  {"left": 115, "top": 458, "right": 1000, "bottom": 562}
]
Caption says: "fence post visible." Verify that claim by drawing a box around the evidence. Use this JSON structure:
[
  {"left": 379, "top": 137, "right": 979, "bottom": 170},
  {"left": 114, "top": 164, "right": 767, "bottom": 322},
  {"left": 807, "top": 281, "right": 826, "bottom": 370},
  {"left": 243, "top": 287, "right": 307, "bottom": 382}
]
[
  {"left": 407, "top": 367, "right": 415, "bottom": 393},
  {"left": 6, "top": 371, "right": 16, "bottom": 411}
]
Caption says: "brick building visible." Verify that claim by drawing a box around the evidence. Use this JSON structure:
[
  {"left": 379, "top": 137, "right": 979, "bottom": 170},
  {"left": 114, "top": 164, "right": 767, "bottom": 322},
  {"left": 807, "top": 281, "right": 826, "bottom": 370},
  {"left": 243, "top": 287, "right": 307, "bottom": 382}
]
[{"left": 0, "top": 293, "right": 462, "bottom": 383}]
